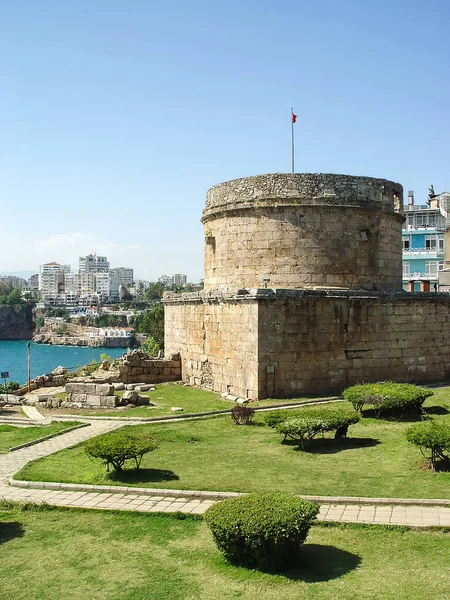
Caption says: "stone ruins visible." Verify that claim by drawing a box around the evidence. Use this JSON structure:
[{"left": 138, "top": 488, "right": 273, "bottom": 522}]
[{"left": 164, "top": 172, "right": 450, "bottom": 399}]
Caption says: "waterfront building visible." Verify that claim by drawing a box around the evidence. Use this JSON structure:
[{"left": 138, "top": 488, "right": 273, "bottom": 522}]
[
  {"left": 402, "top": 190, "right": 448, "bottom": 291},
  {"left": 39, "top": 262, "right": 70, "bottom": 302},
  {"left": 65, "top": 272, "right": 95, "bottom": 298},
  {"left": 86, "top": 326, "right": 134, "bottom": 339}
]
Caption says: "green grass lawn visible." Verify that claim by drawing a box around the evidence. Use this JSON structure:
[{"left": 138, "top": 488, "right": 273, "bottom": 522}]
[
  {"left": 0, "top": 422, "right": 81, "bottom": 453},
  {"left": 52, "top": 382, "right": 317, "bottom": 418},
  {"left": 0, "top": 502, "right": 449, "bottom": 600},
  {"left": 16, "top": 388, "right": 450, "bottom": 499}
]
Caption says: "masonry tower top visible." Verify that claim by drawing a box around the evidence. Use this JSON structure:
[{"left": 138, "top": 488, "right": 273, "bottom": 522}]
[{"left": 201, "top": 173, "right": 404, "bottom": 292}]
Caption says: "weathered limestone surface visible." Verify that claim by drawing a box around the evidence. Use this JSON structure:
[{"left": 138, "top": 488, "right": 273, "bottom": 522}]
[
  {"left": 118, "top": 350, "right": 181, "bottom": 384},
  {"left": 202, "top": 173, "right": 403, "bottom": 292},
  {"left": 165, "top": 290, "right": 450, "bottom": 399},
  {"left": 64, "top": 382, "right": 124, "bottom": 408},
  {"left": 256, "top": 291, "right": 450, "bottom": 397},
  {"left": 164, "top": 294, "right": 259, "bottom": 398}
]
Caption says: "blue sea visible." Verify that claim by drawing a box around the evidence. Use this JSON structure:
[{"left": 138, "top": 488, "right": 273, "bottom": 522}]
[{"left": 0, "top": 341, "right": 126, "bottom": 385}]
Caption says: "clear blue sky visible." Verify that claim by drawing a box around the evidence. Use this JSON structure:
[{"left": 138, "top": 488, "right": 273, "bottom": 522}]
[{"left": 0, "top": 0, "right": 448, "bottom": 281}]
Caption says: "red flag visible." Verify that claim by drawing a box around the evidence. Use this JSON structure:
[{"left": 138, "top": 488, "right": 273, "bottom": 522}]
[{"left": 292, "top": 112, "right": 297, "bottom": 123}]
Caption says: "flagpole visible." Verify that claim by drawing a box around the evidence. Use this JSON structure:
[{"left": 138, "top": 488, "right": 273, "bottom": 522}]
[{"left": 291, "top": 107, "right": 295, "bottom": 174}]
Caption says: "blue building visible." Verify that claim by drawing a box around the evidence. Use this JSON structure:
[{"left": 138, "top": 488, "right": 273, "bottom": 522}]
[{"left": 402, "top": 190, "right": 450, "bottom": 291}]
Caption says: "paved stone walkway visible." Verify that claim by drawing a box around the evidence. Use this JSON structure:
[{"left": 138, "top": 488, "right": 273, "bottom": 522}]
[
  {"left": 21, "top": 405, "right": 48, "bottom": 422},
  {"left": 0, "top": 419, "right": 216, "bottom": 515},
  {"left": 1, "top": 417, "right": 450, "bottom": 525}
]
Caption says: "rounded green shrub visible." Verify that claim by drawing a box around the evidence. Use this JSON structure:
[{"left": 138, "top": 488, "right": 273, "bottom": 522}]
[
  {"left": 263, "top": 410, "right": 291, "bottom": 428},
  {"left": 85, "top": 431, "right": 157, "bottom": 472},
  {"left": 342, "top": 382, "right": 433, "bottom": 417},
  {"left": 405, "top": 421, "right": 450, "bottom": 469},
  {"left": 275, "top": 408, "right": 360, "bottom": 449},
  {"left": 204, "top": 492, "right": 319, "bottom": 572}
]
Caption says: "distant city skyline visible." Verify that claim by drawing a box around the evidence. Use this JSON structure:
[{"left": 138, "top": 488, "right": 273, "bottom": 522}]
[{"left": 1, "top": 1, "right": 449, "bottom": 280}]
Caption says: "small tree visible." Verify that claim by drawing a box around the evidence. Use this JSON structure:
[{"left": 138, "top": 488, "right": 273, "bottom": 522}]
[
  {"left": 140, "top": 337, "right": 160, "bottom": 356},
  {"left": 275, "top": 409, "right": 360, "bottom": 450},
  {"left": 406, "top": 421, "right": 450, "bottom": 470},
  {"left": 85, "top": 431, "right": 157, "bottom": 472}
]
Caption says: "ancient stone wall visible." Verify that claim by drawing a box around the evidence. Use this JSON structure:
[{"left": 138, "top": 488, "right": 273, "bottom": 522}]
[
  {"left": 257, "top": 291, "right": 450, "bottom": 397},
  {"left": 65, "top": 382, "right": 121, "bottom": 408},
  {"left": 164, "top": 293, "right": 259, "bottom": 398},
  {"left": 118, "top": 350, "right": 181, "bottom": 384},
  {"left": 202, "top": 174, "right": 403, "bottom": 292},
  {"left": 165, "top": 290, "right": 450, "bottom": 399}
]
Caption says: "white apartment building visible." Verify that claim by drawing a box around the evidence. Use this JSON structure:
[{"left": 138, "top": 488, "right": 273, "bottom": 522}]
[
  {"left": 0, "top": 275, "right": 27, "bottom": 289},
  {"left": 39, "top": 262, "right": 70, "bottom": 301},
  {"left": 94, "top": 272, "right": 111, "bottom": 302},
  {"left": 109, "top": 268, "right": 134, "bottom": 302},
  {"left": 158, "top": 273, "right": 187, "bottom": 287},
  {"left": 134, "top": 279, "right": 151, "bottom": 295},
  {"left": 37, "top": 255, "right": 135, "bottom": 305},
  {"left": 65, "top": 272, "right": 95, "bottom": 297},
  {"left": 172, "top": 273, "right": 187, "bottom": 286},
  {"left": 79, "top": 254, "right": 110, "bottom": 273},
  {"left": 111, "top": 267, "right": 134, "bottom": 286}
]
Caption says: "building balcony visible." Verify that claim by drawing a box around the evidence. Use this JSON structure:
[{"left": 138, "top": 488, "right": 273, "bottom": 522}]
[
  {"left": 402, "top": 272, "right": 439, "bottom": 281},
  {"left": 403, "top": 225, "right": 446, "bottom": 232},
  {"left": 402, "top": 249, "right": 444, "bottom": 259}
]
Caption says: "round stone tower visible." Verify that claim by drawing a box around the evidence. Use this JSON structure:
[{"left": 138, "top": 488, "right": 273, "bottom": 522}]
[{"left": 201, "top": 173, "right": 404, "bottom": 292}]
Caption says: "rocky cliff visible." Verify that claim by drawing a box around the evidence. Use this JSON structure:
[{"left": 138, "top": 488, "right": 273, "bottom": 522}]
[{"left": 0, "top": 305, "right": 34, "bottom": 340}]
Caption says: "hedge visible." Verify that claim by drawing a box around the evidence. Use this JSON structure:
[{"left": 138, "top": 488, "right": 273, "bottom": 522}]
[
  {"left": 204, "top": 492, "right": 318, "bottom": 572},
  {"left": 342, "top": 382, "right": 433, "bottom": 417}
]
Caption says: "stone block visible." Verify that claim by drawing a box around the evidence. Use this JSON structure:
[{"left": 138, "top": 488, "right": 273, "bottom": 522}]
[
  {"left": 46, "top": 398, "right": 61, "bottom": 409},
  {"left": 85, "top": 395, "right": 102, "bottom": 407},
  {"left": 122, "top": 390, "right": 138, "bottom": 404},
  {"left": 68, "top": 393, "right": 87, "bottom": 405},
  {"left": 37, "top": 395, "right": 52, "bottom": 403},
  {"left": 65, "top": 383, "right": 95, "bottom": 395},
  {"left": 95, "top": 384, "right": 114, "bottom": 396},
  {"left": 113, "top": 382, "right": 125, "bottom": 391},
  {"left": 101, "top": 396, "right": 121, "bottom": 408}
]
